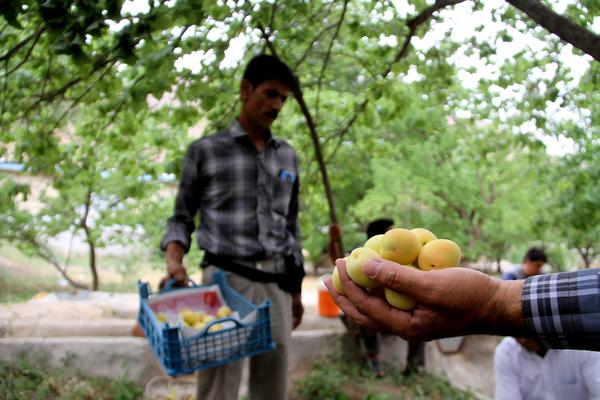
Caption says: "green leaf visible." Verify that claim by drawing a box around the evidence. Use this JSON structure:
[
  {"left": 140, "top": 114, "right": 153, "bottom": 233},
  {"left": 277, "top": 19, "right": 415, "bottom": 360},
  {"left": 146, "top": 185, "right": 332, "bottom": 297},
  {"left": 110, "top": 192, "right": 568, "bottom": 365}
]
[{"left": 0, "top": 0, "right": 23, "bottom": 29}]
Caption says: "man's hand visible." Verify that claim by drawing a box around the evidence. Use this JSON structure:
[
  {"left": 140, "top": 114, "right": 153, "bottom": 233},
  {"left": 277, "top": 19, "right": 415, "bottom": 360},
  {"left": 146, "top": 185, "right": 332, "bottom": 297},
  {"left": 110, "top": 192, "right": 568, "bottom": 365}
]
[
  {"left": 324, "top": 258, "right": 525, "bottom": 341},
  {"left": 292, "top": 293, "right": 304, "bottom": 329},
  {"left": 160, "top": 241, "right": 188, "bottom": 290},
  {"left": 159, "top": 262, "right": 188, "bottom": 290}
]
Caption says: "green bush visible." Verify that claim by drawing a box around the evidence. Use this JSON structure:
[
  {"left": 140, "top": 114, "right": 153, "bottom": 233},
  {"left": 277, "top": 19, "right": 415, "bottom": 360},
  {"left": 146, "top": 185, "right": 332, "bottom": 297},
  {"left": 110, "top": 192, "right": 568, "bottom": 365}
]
[
  {"left": 295, "top": 359, "right": 351, "bottom": 400},
  {"left": 0, "top": 358, "right": 142, "bottom": 400},
  {"left": 292, "top": 337, "right": 477, "bottom": 400}
]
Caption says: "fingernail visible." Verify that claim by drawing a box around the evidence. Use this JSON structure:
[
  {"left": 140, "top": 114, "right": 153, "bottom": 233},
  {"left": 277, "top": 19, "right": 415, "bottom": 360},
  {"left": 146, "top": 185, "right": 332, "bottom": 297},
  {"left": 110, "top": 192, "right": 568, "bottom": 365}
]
[{"left": 363, "top": 259, "right": 382, "bottom": 276}]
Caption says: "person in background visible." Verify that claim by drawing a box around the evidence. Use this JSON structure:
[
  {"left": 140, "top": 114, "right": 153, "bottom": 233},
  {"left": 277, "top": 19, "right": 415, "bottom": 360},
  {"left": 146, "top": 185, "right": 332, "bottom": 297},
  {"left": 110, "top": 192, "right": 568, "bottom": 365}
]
[
  {"left": 160, "top": 54, "right": 304, "bottom": 400},
  {"left": 502, "top": 247, "right": 547, "bottom": 280},
  {"left": 494, "top": 336, "right": 600, "bottom": 400},
  {"left": 360, "top": 219, "right": 394, "bottom": 378},
  {"left": 494, "top": 248, "right": 600, "bottom": 399},
  {"left": 329, "top": 219, "right": 397, "bottom": 378},
  {"left": 364, "top": 219, "right": 425, "bottom": 375}
]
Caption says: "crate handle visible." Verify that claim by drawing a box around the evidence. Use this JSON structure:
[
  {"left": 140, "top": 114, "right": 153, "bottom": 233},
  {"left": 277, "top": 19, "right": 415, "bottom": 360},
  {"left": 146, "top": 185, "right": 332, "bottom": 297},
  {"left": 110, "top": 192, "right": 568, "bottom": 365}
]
[
  {"left": 161, "top": 277, "right": 200, "bottom": 292},
  {"left": 181, "top": 316, "right": 246, "bottom": 342}
]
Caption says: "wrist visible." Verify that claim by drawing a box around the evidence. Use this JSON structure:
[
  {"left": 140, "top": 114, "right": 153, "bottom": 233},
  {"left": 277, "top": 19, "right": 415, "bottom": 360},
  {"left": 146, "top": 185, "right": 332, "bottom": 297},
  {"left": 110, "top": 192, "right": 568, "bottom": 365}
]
[
  {"left": 167, "top": 262, "right": 185, "bottom": 276},
  {"left": 488, "top": 279, "right": 525, "bottom": 336}
]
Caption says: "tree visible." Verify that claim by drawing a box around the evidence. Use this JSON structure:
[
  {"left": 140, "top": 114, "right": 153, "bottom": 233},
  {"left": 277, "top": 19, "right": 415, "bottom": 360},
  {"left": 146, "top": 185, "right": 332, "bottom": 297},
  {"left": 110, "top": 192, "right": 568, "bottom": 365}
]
[
  {"left": 0, "top": 0, "right": 597, "bottom": 289},
  {"left": 550, "top": 62, "right": 600, "bottom": 268}
]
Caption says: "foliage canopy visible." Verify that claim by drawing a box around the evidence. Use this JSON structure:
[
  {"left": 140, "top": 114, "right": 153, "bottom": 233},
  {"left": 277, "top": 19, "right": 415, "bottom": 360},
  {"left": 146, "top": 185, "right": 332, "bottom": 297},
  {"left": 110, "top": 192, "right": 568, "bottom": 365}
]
[{"left": 0, "top": 0, "right": 598, "bottom": 288}]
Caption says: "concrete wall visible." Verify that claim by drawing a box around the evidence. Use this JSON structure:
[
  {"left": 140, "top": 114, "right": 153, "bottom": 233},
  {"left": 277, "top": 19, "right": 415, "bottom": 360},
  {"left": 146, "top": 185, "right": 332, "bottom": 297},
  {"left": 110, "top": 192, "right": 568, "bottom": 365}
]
[
  {"left": 370, "top": 334, "right": 499, "bottom": 399},
  {"left": 426, "top": 335, "right": 501, "bottom": 399}
]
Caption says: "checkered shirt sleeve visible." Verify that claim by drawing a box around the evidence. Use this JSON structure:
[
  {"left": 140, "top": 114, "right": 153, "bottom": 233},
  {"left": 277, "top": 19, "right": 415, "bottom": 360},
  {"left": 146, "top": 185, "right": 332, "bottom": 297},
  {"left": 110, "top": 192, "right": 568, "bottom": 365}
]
[{"left": 523, "top": 268, "right": 600, "bottom": 350}]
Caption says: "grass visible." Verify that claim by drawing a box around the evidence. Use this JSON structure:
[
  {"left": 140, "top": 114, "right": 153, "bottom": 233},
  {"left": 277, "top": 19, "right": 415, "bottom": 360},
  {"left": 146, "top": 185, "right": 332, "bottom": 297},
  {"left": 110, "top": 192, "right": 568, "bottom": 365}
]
[
  {"left": 0, "top": 244, "right": 185, "bottom": 303},
  {"left": 291, "top": 339, "right": 478, "bottom": 400},
  {"left": 0, "top": 243, "right": 210, "bottom": 304},
  {"left": 0, "top": 357, "right": 142, "bottom": 400},
  {"left": 0, "top": 253, "right": 63, "bottom": 303}
]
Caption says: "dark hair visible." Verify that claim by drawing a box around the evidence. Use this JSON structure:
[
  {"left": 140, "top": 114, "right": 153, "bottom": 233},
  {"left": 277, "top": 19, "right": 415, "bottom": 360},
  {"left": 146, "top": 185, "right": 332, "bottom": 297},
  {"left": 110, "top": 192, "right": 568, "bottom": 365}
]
[
  {"left": 242, "top": 54, "right": 297, "bottom": 91},
  {"left": 524, "top": 247, "right": 547, "bottom": 263},
  {"left": 366, "top": 219, "right": 394, "bottom": 239}
]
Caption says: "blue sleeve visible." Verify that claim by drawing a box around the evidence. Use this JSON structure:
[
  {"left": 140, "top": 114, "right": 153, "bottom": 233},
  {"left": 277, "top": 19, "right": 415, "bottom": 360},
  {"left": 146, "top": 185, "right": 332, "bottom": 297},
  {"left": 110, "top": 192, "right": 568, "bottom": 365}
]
[{"left": 503, "top": 272, "right": 517, "bottom": 280}]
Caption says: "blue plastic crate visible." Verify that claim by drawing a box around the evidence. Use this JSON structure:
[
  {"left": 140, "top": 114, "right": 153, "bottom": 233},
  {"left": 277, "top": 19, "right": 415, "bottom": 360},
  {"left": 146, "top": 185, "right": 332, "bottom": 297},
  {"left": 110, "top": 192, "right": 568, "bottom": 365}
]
[{"left": 138, "top": 272, "right": 275, "bottom": 376}]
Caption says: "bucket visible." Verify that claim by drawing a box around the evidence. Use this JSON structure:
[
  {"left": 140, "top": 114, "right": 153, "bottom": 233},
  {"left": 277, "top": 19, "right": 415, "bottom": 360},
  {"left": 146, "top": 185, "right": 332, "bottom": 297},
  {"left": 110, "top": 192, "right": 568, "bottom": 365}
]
[{"left": 317, "top": 274, "right": 341, "bottom": 317}]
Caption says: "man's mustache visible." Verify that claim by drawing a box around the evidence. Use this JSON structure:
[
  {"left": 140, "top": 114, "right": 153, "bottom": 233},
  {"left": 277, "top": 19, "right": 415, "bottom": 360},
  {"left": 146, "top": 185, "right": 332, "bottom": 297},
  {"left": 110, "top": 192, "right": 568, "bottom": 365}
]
[{"left": 266, "top": 110, "right": 278, "bottom": 120}]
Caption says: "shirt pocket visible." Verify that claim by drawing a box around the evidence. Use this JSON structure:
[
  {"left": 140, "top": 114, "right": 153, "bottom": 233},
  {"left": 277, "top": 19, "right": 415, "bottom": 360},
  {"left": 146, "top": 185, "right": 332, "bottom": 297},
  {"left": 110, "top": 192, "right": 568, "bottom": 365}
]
[
  {"left": 272, "top": 178, "right": 294, "bottom": 216},
  {"left": 554, "top": 379, "right": 586, "bottom": 400}
]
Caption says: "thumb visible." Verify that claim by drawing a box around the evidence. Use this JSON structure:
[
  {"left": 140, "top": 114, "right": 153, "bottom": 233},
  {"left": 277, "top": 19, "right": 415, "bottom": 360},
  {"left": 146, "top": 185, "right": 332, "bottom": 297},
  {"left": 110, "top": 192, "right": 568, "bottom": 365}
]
[{"left": 363, "top": 258, "right": 428, "bottom": 298}]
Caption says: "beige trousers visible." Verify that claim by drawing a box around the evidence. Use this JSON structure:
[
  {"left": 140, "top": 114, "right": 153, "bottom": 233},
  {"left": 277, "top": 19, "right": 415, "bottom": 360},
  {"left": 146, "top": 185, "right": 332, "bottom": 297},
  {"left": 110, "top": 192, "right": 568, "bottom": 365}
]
[{"left": 197, "top": 266, "right": 292, "bottom": 400}]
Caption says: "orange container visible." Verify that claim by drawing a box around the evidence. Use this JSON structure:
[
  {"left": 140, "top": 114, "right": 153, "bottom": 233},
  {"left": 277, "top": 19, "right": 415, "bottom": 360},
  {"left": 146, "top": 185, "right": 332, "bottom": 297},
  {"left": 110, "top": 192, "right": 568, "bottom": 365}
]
[{"left": 317, "top": 274, "right": 341, "bottom": 317}]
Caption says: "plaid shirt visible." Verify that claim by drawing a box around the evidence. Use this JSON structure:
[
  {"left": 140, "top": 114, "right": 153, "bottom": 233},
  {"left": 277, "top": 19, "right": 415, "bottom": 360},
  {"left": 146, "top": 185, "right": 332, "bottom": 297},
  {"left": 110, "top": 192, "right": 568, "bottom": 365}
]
[
  {"left": 161, "top": 120, "right": 302, "bottom": 262},
  {"left": 523, "top": 268, "right": 600, "bottom": 350}
]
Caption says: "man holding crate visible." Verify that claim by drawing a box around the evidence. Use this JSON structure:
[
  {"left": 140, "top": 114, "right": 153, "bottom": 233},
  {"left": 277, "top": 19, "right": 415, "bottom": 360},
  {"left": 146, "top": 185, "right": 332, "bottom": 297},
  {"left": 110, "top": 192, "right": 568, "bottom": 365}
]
[{"left": 160, "top": 54, "right": 305, "bottom": 400}]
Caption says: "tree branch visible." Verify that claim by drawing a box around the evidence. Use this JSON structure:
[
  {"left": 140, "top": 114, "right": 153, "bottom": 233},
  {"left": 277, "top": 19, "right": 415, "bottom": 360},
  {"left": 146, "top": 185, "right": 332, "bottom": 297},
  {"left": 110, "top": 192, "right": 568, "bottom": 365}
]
[
  {"left": 332, "top": 0, "right": 467, "bottom": 141},
  {"left": 506, "top": 0, "right": 600, "bottom": 61},
  {"left": 292, "top": 22, "right": 340, "bottom": 71},
  {"left": 258, "top": 0, "right": 466, "bottom": 254},
  {"left": 46, "top": 61, "right": 117, "bottom": 136},
  {"left": 1, "top": 28, "right": 43, "bottom": 78},
  {"left": 315, "top": 0, "right": 349, "bottom": 125},
  {"left": 80, "top": 187, "right": 99, "bottom": 290},
  {"left": 268, "top": 0, "right": 278, "bottom": 32},
  {"left": 1, "top": 61, "right": 7, "bottom": 120},
  {"left": 258, "top": 23, "right": 344, "bottom": 253},
  {"left": 100, "top": 72, "right": 146, "bottom": 131},
  {"left": 0, "top": 28, "right": 46, "bottom": 62},
  {"left": 433, "top": 190, "right": 468, "bottom": 220},
  {"left": 291, "top": 0, "right": 339, "bottom": 71},
  {"left": 12, "top": 229, "right": 89, "bottom": 289}
]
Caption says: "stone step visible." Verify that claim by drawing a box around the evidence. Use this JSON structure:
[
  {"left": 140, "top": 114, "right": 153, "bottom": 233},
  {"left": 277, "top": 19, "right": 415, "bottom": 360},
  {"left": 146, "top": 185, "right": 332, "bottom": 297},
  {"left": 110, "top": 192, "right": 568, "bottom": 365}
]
[
  {"left": 0, "top": 301, "right": 344, "bottom": 339},
  {"left": 0, "top": 295, "right": 139, "bottom": 320},
  {"left": 0, "top": 318, "right": 135, "bottom": 337},
  {"left": 0, "top": 287, "right": 342, "bottom": 329},
  {"left": 0, "top": 311, "right": 343, "bottom": 338}
]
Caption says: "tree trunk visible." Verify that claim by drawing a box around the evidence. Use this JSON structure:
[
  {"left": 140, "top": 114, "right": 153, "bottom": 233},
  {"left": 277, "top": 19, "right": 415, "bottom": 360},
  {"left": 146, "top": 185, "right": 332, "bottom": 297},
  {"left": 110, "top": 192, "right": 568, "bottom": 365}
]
[
  {"left": 292, "top": 86, "right": 345, "bottom": 256},
  {"left": 87, "top": 237, "right": 99, "bottom": 290},
  {"left": 259, "top": 29, "right": 345, "bottom": 255},
  {"left": 26, "top": 237, "right": 89, "bottom": 289},
  {"left": 81, "top": 188, "right": 99, "bottom": 290},
  {"left": 506, "top": 0, "right": 600, "bottom": 61},
  {"left": 41, "top": 248, "right": 89, "bottom": 289},
  {"left": 577, "top": 247, "right": 592, "bottom": 269},
  {"left": 496, "top": 256, "right": 502, "bottom": 274}
]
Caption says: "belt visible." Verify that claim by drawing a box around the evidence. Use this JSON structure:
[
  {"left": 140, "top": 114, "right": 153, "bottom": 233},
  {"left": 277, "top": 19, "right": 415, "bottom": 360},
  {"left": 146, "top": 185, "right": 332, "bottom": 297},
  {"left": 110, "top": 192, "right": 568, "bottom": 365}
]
[
  {"left": 228, "top": 255, "right": 285, "bottom": 274},
  {"left": 202, "top": 252, "right": 286, "bottom": 283}
]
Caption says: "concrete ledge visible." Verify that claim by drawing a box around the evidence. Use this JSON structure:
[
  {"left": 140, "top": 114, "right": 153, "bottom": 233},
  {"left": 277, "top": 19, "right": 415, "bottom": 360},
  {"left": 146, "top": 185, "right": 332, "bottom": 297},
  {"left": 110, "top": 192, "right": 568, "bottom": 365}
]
[
  {"left": 0, "top": 318, "right": 135, "bottom": 337},
  {"left": 0, "top": 329, "right": 345, "bottom": 387},
  {"left": 0, "top": 337, "right": 164, "bottom": 386},
  {"left": 0, "top": 297, "right": 138, "bottom": 320},
  {"left": 0, "top": 315, "right": 344, "bottom": 338}
]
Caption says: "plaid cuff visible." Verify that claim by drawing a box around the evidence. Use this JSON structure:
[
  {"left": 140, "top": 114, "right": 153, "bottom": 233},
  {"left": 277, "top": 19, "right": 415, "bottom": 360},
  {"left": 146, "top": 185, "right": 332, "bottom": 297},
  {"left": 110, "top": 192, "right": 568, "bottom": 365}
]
[
  {"left": 523, "top": 268, "right": 600, "bottom": 350},
  {"left": 160, "top": 222, "right": 192, "bottom": 253}
]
